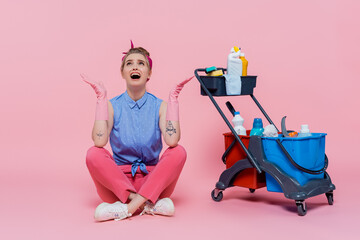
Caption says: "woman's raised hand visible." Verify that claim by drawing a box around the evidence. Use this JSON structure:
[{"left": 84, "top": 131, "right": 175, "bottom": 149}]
[
  {"left": 81, "top": 73, "right": 107, "bottom": 102},
  {"left": 81, "top": 73, "right": 108, "bottom": 121},
  {"left": 168, "top": 76, "right": 194, "bottom": 101},
  {"left": 166, "top": 76, "right": 194, "bottom": 121}
]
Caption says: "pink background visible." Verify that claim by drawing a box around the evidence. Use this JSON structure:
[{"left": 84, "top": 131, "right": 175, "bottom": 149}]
[{"left": 1, "top": 0, "right": 359, "bottom": 239}]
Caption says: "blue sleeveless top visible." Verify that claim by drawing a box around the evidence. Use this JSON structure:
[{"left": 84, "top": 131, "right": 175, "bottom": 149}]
[{"left": 109, "top": 91, "right": 163, "bottom": 176}]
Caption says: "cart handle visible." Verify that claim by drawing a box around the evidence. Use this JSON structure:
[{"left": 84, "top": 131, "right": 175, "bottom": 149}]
[{"left": 194, "top": 68, "right": 262, "bottom": 173}]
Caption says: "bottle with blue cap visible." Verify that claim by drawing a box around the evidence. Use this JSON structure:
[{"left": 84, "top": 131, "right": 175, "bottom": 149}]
[
  {"left": 232, "top": 111, "right": 247, "bottom": 136},
  {"left": 250, "top": 118, "right": 264, "bottom": 136}
]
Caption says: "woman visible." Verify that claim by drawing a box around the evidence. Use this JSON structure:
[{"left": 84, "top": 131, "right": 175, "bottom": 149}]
[{"left": 83, "top": 42, "right": 192, "bottom": 222}]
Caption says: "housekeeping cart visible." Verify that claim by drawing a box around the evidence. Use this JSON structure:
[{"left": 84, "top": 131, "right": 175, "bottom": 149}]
[{"left": 195, "top": 68, "right": 335, "bottom": 216}]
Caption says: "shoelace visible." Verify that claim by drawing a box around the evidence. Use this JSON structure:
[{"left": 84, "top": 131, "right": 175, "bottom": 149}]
[{"left": 140, "top": 203, "right": 155, "bottom": 216}]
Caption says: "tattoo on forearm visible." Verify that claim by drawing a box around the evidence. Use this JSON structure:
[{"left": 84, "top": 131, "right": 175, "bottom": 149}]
[
  {"left": 166, "top": 121, "right": 176, "bottom": 136},
  {"left": 96, "top": 131, "right": 104, "bottom": 139}
]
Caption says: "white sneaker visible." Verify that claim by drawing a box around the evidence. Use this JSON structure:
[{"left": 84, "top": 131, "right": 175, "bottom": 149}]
[
  {"left": 140, "top": 198, "right": 175, "bottom": 216},
  {"left": 94, "top": 201, "right": 132, "bottom": 221}
]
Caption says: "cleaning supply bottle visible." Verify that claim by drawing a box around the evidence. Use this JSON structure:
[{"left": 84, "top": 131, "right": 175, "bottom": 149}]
[
  {"left": 250, "top": 118, "right": 264, "bottom": 136},
  {"left": 240, "top": 52, "right": 248, "bottom": 76},
  {"left": 298, "top": 124, "right": 312, "bottom": 137},
  {"left": 227, "top": 47, "right": 242, "bottom": 76},
  {"left": 288, "top": 131, "right": 298, "bottom": 137},
  {"left": 232, "top": 111, "right": 246, "bottom": 136}
]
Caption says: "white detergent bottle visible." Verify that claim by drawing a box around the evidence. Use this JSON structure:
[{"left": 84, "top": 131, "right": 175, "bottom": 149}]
[
  {"left": 227, "top": 47, "right": 242, "bottom": 76},
  {"left": 298, "top": 124, "right": 312, "bottom": 137},
  {"left": 232, "top": 111, "right": 247, "bottom": 136}
]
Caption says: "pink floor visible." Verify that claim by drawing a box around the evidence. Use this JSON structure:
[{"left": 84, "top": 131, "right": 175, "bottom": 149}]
[{"left": 2, "top": 141, "right": 359, "bottom": 240}]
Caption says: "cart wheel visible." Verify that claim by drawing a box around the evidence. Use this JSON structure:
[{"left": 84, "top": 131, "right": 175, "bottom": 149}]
[
  {"left": 249, "top": 188, "right": 255, "bottom": 193},
  {"left": 326, "top": 192, "right": 334, "bottom": 205},
  {"left": 296, "top": 201, "right": 307, "bottom": 216},
  {"left": 211, "top": 189, "right": 223, "bottom": 202}
]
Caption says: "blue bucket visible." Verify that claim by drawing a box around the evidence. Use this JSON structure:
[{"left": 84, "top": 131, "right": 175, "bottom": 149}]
[{"left": 262, "top": 133, "right": 326, "bottom": 192}]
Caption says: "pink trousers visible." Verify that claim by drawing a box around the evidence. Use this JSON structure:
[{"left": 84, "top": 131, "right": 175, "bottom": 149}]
[{"left": 86, "top": 145, "right": 186, "bottom": 204}]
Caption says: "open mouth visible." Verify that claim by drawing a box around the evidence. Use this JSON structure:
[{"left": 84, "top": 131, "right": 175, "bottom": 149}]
[{"left": 130, "top": 73, "right": 141, "bottom": 79}]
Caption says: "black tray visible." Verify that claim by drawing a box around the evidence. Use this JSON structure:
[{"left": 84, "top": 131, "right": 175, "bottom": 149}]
[{"left": 200, "top": 75, "right": 257, "bottom": 96}]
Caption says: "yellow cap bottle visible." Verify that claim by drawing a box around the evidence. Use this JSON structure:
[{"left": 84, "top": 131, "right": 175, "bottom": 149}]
[{"left": 240, "top": 52, "right": 248, "bottom": 76}]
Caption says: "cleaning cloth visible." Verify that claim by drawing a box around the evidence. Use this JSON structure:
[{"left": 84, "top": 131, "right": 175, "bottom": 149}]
[
  {"left": 224, "top": 74, "right": 241, "bottom": 95},
  {"left": 263, "top": 124, "right": 278, "bottom": 137}
]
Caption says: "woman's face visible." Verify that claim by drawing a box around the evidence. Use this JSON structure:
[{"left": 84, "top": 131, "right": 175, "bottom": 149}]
[{"left": 121, "top": 53, "right": 151, "bottom": 89}]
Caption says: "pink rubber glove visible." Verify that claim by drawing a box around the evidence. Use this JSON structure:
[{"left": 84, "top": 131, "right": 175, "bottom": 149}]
[
  {"left": 81, "top": 73, "right": 108, "bottom": 121},
  {"left": 166, "top": 76, "right": 194, "bottom": 121}
]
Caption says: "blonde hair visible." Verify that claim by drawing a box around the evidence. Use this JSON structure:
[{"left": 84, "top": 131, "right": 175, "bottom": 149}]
[{"left": 121, "top": 47, "right": 151, "bottom": 72}]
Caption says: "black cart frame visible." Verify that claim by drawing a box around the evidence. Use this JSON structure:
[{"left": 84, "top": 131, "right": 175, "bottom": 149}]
[{"left": 195, "top": 68, "right": 335, "bottom": 216}]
